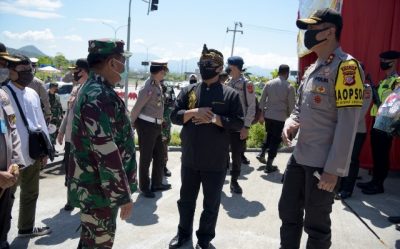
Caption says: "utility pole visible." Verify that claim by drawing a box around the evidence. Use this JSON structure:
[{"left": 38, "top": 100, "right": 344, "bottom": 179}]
[
  {"left": 125, "top": 0, "right": 133, "bottom": 105},
  {"left": 226, "top": 22, "right": 243, "bottom": 57}
]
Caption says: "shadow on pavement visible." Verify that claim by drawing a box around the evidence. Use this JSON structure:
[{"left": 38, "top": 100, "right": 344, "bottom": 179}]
[
  {"left": 220, "top": 191, "right": 265, "bottom": 219},
  {"left": 260, "top": 171, "right": 284, "bottom": 184},
  {"left": 395, "top": 239, "right": 399, "bottom": 249},
  {"left": 10, "top": 208, "right": 80, "bottom": 248},
  {"left": 126, "top": 193, "right": 161, "bottom": 226}
]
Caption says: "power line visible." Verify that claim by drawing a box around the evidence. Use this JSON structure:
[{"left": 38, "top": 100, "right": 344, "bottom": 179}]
[{"left": 243, "top": 23, "right": 297, "bottom": 35}]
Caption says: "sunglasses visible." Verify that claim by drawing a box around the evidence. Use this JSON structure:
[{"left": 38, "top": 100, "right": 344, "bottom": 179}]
[{"left": 198, "top": 60, "right": 220, "bottom": 68}]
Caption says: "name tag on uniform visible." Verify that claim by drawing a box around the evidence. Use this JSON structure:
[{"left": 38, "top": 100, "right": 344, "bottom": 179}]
[{"left": 0, "top": 119, "right": 7, "bottom": 134}]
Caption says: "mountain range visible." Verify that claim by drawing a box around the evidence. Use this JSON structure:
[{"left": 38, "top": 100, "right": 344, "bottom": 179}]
[{"left": 5, "top": 45, "right": 273, "bottom": 77}]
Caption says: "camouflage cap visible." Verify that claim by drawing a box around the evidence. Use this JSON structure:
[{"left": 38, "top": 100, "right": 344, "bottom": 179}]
[{"left": 88, "top": 39, "right": 132, "bottom": 57}]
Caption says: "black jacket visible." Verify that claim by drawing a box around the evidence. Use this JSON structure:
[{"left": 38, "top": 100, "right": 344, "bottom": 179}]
[{"left": 171, "top": 81, "right": 244, "bottom": 171}]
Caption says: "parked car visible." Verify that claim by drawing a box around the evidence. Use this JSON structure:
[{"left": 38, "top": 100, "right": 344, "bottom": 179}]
[{"left": 45, "top": 81, "right": 73, "bottom": 112}]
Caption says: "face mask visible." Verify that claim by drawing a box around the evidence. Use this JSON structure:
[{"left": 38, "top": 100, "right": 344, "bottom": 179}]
[
  {"left": 0, "top": 68, "right": 9, "bottom": 82},
  {"left": 17, "top": 70, "right": 34, "bottom": 86},
  {"left": 112, "top": 58, "right": 127, "bottom": 82},
  {"left": 380, "top": 61, "right": 393, "bottom": 70},
  {"left": 200, "top": 66, "right": 219, "bottom": 80},
  {"left": 189, "top": 79, "right": 197, "bottom": 84},
  {"left": 73, "top": 70, "right": 82, "bottom": 82},
  {"left": 304, "top": 27, "right": 329, "bottom": 50}
]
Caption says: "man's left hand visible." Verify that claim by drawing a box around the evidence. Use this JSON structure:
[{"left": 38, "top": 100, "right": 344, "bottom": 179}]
[
  {"left": 317, "top": 172, "right": 338, "bottom": 192},
  {"left": 240, "top": 127, "right": 249, "bottom": 140}
]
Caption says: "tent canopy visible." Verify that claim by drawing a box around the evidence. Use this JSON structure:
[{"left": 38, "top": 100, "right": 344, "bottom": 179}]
[{"left": 37, "top": 66, "right": 61, "bottom": 73}]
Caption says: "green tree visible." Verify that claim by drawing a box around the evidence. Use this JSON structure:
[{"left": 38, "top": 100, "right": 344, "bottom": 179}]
[
  {"left": 270, "top": 68, "right": 278, "bottom": 79},
  {"left": 38, "top": 56, "right": 53, "bottom": 66},
  {"left": 53, "top": 53, "right": 70, "bottom": 70}
]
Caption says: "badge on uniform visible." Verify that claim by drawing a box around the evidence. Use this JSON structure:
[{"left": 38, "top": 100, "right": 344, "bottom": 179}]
[
  {"left": 314, "top": 95, "right": 322, "bottom": 104},
  {"left": 335, "top": 59, "right": 364, "bottom": 108},
  {"left": 0, "top": 119, "right": 7, "bottom": 134}
]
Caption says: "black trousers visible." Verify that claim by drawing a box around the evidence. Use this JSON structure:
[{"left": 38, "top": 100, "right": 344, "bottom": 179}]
[
  {"left": 261, "top": 118, "right": 285, "bottom": 160},
  {"left": 229, "top": 132, "right": 245, "bottom": 179},
  {"left": 136, "top": 118, "right": 164, "bottom": 191},
  {"left": 340, "top": 132, "right": 366, "bottom": 193},
  {"left": 177, "top": 166, "right": 226, "bottom": 244},
  {"left": 371, "top": 128, "right": 393, "bottom": 186},
  {"left": 63, "top": 142, "right": 71, "bottom": 186},
  {"left": 0, "top": 188, "right": 13, "bottom": 243},
  {"left": 279, "top": 156, "right": 335, "bottom": 249}
]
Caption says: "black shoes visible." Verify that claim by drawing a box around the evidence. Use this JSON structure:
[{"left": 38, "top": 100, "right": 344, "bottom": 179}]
[
  {"left": 241, "top": 155, "right": 250, "bottom": 165},
  {"left": 388, "top": 216, "right": 400, "bottom": 224},
  {"left": 361, "top": 184, "right": 384, "bottom": 195},
  {"left": 264, "top": 164, "right": 278, "bottom": 173},
  {"left": 164, "top": 167, "right": 172, "bottom": 177},
  {"left": 169, "top": 234, "right": 191, "bottom": 249},
  {"left": 356, "top": 180, "right": 375, "bottom": 189},
  {"left": 335, "top": 191, "right": 352, "bottom": 200},
  {"left": 230, "top": 180, "right": 243, "bottom": 194},
  {"left": 64, "top": 203, "right": 74, "bottom": 211},
  {"left": 256, "top": 152, "right": 267, "bottom": 164},
  {"left": 142, "top": 190, "right": 155, "bottom": 198},
  {"left": 396, "top": 224, "right": 400, "bottom": 231},
  {"left": 195, "top": 242, "right": 210, "bottom": 249},
  {"left": 151, "top": 183, "right": 172, "bottom": 192},
  {"left": 17, "top": 227, "right": 52, "bottom": 238}
]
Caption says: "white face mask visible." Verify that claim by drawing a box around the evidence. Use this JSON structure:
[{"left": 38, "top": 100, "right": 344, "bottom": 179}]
[{"left": 0, "top": 68, "right": 9, "bottom": 83}]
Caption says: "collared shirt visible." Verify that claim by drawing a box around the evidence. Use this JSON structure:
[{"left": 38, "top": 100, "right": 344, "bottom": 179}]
[
  {"left": 130, "top": 77, "right": 164, "bottom": 124},
  {"left": 3, "top": 82, "right": 49, "bottom": 166},
  {"left": 27, "top": 77, "right": 51, "bottom": 118},
  {"left": 259, "top": 76, "right": 296, "bottom": 122},
  {"left": 171, "top": 81, "right": 244, "bottom": 171},
  {"left": 227, "top": 75, "right": 256, "bottom": 128},
  {"left": 59, "top": 84, "right": 83, "bottom": 142},
  {"left": 288, "top": 47, "right": 363, "bottom": 177}
]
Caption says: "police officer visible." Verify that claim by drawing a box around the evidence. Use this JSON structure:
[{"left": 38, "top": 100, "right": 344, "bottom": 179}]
[
  {"left": 58, "top": 58, "right": 89, "bottom": 211},
  {"left": 0, "top": 52, "right": 23, "bottom": 249},
  {"left": 226, "top": 56, "right": 256, "bottom": 194},
  {"left": 161, "top": 79, "right": 176, "bottom": 177},
  {"left": 189, "top": 74, "right": 198, "bottom": 84},
  {"left": 257, "top": 64, "right": 295, "bottom": 173},
  {"left": 357, "top": 50, "right": 399, "bottom": 195},
  {"left": 68, "top": 39, "right": 136, "bottom": 249},
  {"left": 48, "top": 82, "right": 63, "bottom": 145},
  {"left": 0, "top": 43, "right": 12, "bottom": 86},
  {"left": 27, "top": 58, "right": 52, "bottom": 124},
  {"left": 280, "top": 8, "right": 363, "bottom": 249},
  {"left": 169, "top": 44, "right": 243, "bottom": 249},
  {"left": 131, "top": 61, "right": 171, "bottom": 198}
]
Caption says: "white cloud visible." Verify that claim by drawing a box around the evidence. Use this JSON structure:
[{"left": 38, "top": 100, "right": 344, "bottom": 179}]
[
  {"left": 2, "top": 29, "right": 55, "bottom": 41},
  {"left": 63, "top": 35, "right": 83, "bottom": 42},
  {"left": 0, "top": 0, "right": 62, "bottom": 19},
  {"left": 77, "top": 18, "right": 117, "bottom": 24},
  {"left": 133, "top": 39, "right": 145, "bottom": 45}
]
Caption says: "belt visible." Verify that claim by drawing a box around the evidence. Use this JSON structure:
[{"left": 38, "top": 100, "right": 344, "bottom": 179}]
[{"left": 138, "top": 114, "right": 163, "bottom": 125}]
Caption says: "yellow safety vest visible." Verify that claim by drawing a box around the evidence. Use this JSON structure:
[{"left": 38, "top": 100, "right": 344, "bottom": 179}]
[{"left": 370, "top": 76, "right": 397, "bottom": 116}]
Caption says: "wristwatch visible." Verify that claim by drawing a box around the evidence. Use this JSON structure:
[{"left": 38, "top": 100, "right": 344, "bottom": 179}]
[{"left": 211, "top": 114, "right": 217, "bottom": 123}]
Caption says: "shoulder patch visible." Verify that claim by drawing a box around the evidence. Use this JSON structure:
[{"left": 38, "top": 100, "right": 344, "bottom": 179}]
[{"left": 335, "top": 59, "right": 364, "bottom": 108}]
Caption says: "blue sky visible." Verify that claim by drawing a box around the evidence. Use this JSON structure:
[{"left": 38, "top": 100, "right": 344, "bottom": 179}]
[{"left": 0, "top": 0, "right": 300, "bottom": 70}]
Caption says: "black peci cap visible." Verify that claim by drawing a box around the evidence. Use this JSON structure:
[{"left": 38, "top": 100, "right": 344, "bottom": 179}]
[{"left": 379, "top": 50, "right": 400, "bottom": 60}]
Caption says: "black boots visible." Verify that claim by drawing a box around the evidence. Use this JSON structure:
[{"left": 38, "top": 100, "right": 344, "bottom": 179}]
[{"left": 264, "top": 158, "right": 278, "bottom": 173}]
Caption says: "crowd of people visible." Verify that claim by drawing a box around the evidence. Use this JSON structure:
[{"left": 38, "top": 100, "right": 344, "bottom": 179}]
[{"left": 0, "top": 7, "right": 399, "bottom": 249}]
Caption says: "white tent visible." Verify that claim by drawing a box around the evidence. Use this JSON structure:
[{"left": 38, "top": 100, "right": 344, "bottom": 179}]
[{"left": 37, "top": 66, "right": 61, "bottom": 73}]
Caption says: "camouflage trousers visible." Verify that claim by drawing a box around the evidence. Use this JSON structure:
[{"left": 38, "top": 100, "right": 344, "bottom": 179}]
[{"left": 79, "top": 207, "right": 118, "bottom": 249}]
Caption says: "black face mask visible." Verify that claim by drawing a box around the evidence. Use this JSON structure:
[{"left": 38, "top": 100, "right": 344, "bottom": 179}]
[
  {"left": 304, "top": 28, "right": 329, "bottom": 50},
  {"left": 17, "top": 70, "right": 34, "bottom": 86},
  {"left": 380, "top": 61, "right": 393, "bottom": 71},
  {"left": 189, "top": 79, "right": 197, "bottom": 84},
  {"left": 199, "top": 67, "right": 219, "bottom": 80},
  {"left": 73, "top": 70, "right": 82, "bottom": 82}
]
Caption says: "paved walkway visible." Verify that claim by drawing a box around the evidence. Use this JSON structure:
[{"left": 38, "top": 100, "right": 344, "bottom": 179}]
[{"left": 8, "top": 151, "right": 400, "bottom": 249}]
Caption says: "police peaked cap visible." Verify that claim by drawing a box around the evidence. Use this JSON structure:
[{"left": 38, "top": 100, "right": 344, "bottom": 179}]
[
  {"left": 296, "top": 8, "right": 342, "bottom": 30},
  {"left": 379, "top": 50, "right": 400, "bottom": 60}
]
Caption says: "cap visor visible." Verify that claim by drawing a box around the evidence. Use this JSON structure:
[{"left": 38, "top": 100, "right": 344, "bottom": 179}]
[
  {"left": 122, "top": 51, "right": 133, "bottom": 58},
  {"left": 296, "top": 18, "right": 319, "bottom": 29},
  {"left": 0, "top": 55, "right": 22, "bottom": 62}
]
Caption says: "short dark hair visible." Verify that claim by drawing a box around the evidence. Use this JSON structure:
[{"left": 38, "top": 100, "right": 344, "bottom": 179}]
[
  {"left": 278, "top": 64, "right": 290, "bottom": 75},
  {"left": 335, "top": 25, "right": 342, "bottom": 41},
  {"left": 7, "top": 54, "right": 31, "bottom": 69}
]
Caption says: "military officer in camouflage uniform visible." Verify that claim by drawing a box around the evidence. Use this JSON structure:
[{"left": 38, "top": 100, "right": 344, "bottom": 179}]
[
  {"left": 161, "top": 80, "right": 176, "bottom": 177},
  {"left": 131, "top": 61, "right": 171, "bottom": 198},
  {"left": 48, "top": 82, "right": 63, "bottom": 145},
  {"left": 226, "top": 56, "right": 256, "bottom": 194},
  {"left": 280, "top": 9, "right": 363, "bottom": 248},
  {"left": 68, "top": 39, "right": 136, "bottom": 249}
]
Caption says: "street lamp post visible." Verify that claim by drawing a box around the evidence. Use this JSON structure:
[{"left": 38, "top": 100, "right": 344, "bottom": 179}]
[
  {"left": 102, "top": 22, "right": 127, "bottom": 40},
  {"left": 125, "top": 0, "right": 133, "bottom": 105}
]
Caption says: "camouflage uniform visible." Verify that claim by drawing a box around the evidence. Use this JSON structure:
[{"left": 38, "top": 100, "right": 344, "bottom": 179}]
[
  {"left": 161, "top": 82, "right": 176, "bottom": 165},
  {"left": 48, "top": 91, "right": 63, "bottom": 144},
  {"left": 68, "top": 39, "right": 136, "bottom": 249}
]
